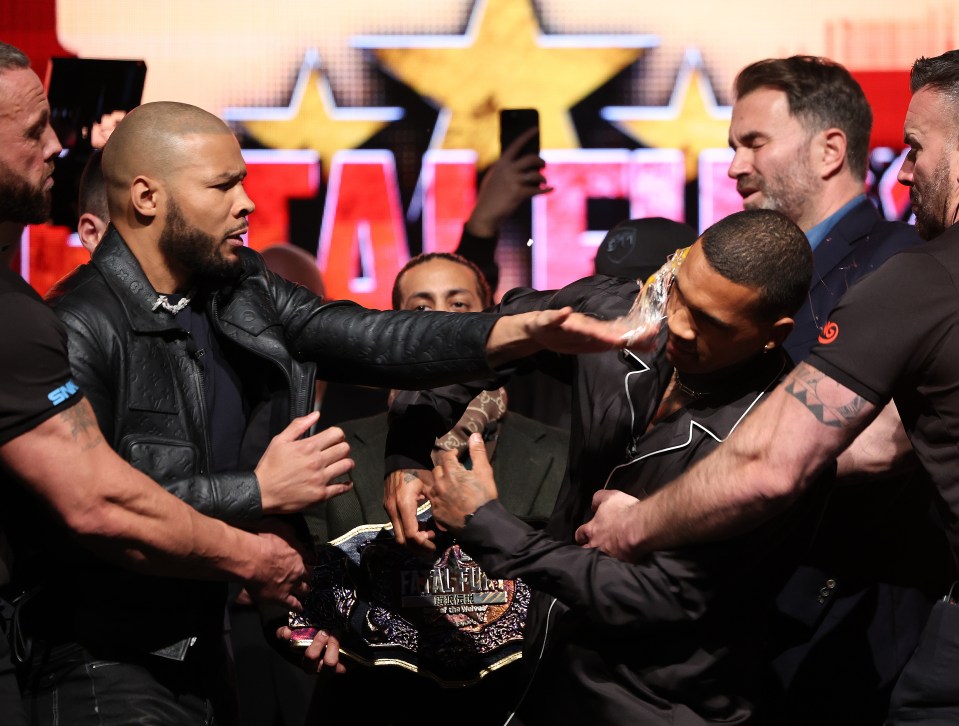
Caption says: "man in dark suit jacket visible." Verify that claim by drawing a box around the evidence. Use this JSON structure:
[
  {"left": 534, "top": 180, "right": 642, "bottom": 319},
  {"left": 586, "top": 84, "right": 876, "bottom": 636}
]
[
  {"left": 785, "top": 197, "right": 920, "bottom": 362},
  {"left": 727, "top": 55, "right": 951, "bottom": 724}
]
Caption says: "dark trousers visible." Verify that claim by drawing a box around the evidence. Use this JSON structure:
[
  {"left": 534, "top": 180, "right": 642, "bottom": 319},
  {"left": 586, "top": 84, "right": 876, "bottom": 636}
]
[
  {"left": 0, "top": 638, "right": 26, "bottom": 726},
  {"left": 229, "top": 601, "right": 316, "bottom": 726},
  {"left": 887, "top": 599, "right": 959, "bottom": 725},
  {"left": 23, "top": 639, "right": 233, "bottom": 726}
]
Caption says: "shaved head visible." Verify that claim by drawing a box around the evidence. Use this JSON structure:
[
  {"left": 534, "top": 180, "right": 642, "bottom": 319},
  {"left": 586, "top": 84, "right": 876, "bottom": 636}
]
[
  {"left": 102, "top": 101, "right": 233, "bottom": 217},
  {"left": 98, "top": 101, "right": 254, "bottom": 293}
]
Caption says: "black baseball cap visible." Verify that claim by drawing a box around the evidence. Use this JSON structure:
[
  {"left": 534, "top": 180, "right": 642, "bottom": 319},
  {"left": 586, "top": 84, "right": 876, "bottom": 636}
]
[{"left": 594, "top": 217, "right": 698, "bottom": 282}]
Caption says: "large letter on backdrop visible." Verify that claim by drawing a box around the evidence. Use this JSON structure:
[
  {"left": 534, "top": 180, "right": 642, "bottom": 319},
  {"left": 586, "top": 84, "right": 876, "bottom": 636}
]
[
  {"left": 422, "top": 149, "right": 477, "bottom": 254},
  {"left": 531, "top": 149, "right": 685, "bottom": 289},
  {"left": 20, "top": 225, "right": 85, "bottom": 296},
  {"left": 318, "top": 150, "right": 408, "bottom": 309},
  {"left": 242, "top": 149, "right": 320, "bottom": 251},
  {"left": 698, "top": 149, "right": 741, "bottom": 232}
]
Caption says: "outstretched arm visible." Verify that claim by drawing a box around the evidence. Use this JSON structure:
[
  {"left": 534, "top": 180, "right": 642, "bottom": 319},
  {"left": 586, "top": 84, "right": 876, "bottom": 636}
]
[
  {"left": 576, "top": 363, "right": 879, "bottom": 560},
  {"left": 1, "top": 398, "right": 309, "bottom": 609},
  {"left": 484, "top": 306, "right": 626, "bottom": 367},
  {"left": 276, "top": 268, "right": 627, "bottom": 389}
]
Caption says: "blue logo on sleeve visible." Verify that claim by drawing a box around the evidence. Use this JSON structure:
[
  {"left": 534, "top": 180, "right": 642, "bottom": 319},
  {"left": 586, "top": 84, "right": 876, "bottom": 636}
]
[{"left": 47, "top": 379, "right": 80, "bottom": 406}]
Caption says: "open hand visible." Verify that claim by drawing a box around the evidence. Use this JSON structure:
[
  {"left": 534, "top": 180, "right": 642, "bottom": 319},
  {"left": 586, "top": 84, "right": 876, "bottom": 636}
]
[
  {"left": 256, "top": 413, "right": 354, "bottom": 514},
  {"left": 527, "top": 307, "right": 630, "bottom": 354}
]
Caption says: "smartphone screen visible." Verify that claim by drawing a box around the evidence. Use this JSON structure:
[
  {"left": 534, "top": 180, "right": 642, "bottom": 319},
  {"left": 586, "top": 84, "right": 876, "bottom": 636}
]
[{"left": 499, "top": 108, "right": 540, "bottom": 157}]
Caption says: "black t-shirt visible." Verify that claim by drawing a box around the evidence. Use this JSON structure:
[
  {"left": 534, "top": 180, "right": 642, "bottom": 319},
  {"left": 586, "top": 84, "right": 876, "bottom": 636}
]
[
  {"left": 807, "top": 223, "right": 959, "bottom": 541},
  {"left": 0, "top": 265, "right": 82, "bottom": 588},
  {"left": 0, "top": 266, "right": 81, "bottom": 444}
]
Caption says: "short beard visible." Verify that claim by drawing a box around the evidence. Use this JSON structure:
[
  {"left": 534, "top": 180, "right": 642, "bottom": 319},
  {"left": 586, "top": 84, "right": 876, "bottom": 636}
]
[
  {"left": 158, "top": 199, "right": 243, "bottom": 287},
  {"left": 0, "top": 169, "right": 50, "bottom": 225},
  {"left": 911, "top": 153, "right": 952, "bottom": 240},
  {"left": 750, "top": 145, "right": 817, "bottom": 225}
]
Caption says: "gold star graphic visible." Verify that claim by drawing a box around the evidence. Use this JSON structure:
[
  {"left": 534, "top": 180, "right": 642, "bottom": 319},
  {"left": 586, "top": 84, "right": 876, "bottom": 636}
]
[
  {"left": 223, "top": 50, "right": 403, "bottom": 176},
  {"left": 602, "top": 49, "right": 731, "bottom": 181},
  {"left": 353, "top": 0, "right": 656, "bottom": 168}
]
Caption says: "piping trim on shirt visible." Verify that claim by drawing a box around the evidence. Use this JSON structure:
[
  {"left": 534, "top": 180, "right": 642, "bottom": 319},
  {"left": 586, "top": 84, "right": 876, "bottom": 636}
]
[
  {"left": 604, "top": 355, "right": 787, "bottom": 489},
  {"left": 503, "top": 597, "right": 559, "bottom": 726}
]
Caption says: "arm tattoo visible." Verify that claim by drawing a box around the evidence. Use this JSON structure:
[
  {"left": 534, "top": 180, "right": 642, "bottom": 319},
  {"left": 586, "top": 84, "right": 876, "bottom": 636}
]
[
  {"left": 61, "top": 402, "right": 103, "bottom": 451},
  {"left": 784, "top": 367, "right": 866, "bottom": 428}
]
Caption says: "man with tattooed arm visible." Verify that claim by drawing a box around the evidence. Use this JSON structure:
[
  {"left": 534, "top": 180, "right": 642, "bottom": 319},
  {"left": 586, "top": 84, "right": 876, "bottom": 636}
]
[
  {"left": 0, "top": 40, "right": 312, "bottom": 726},
  {"left": 578, "top": 49, "right": 959, "bottom": 723}
]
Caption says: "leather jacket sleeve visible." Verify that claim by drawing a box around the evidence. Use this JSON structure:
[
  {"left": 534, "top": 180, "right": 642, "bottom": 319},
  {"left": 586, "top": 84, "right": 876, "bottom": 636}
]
[
  {"left": 383, "top": 276, "right": 640, "bottom": 473},
  {"left": 261, "top": 267, "right": 502, "bottom": 388},
  {"left": 57, "top": 307, "right": 263, "bottom": 524},
  {"left": 162, "top": 471, "right": 262, "bottom": 524}
]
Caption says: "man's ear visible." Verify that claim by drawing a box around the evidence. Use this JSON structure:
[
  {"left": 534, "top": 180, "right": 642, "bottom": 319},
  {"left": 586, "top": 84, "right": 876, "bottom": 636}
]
[
  {"left": 817, "top": 127, "right": 847, "bottom": 180},
  {"left": 77, "top": 213, "right": 107, "bottom": 255},
  {"left": 130, "top": 175, "right": 160, "bottom": 218},
  {"left": 763, "top": 317, "right": 794, "bottom": 351}
]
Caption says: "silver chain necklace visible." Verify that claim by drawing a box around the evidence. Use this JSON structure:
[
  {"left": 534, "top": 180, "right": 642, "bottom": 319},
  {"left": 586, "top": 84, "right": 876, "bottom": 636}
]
[{"left": 152, "top": 294, "right": 191, "bottom": 315}]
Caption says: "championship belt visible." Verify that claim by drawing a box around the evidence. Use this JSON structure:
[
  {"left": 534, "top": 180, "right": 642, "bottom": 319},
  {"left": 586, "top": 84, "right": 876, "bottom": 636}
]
[{"left": 289, "top": 505, "right": 528, "bottom": 686}]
